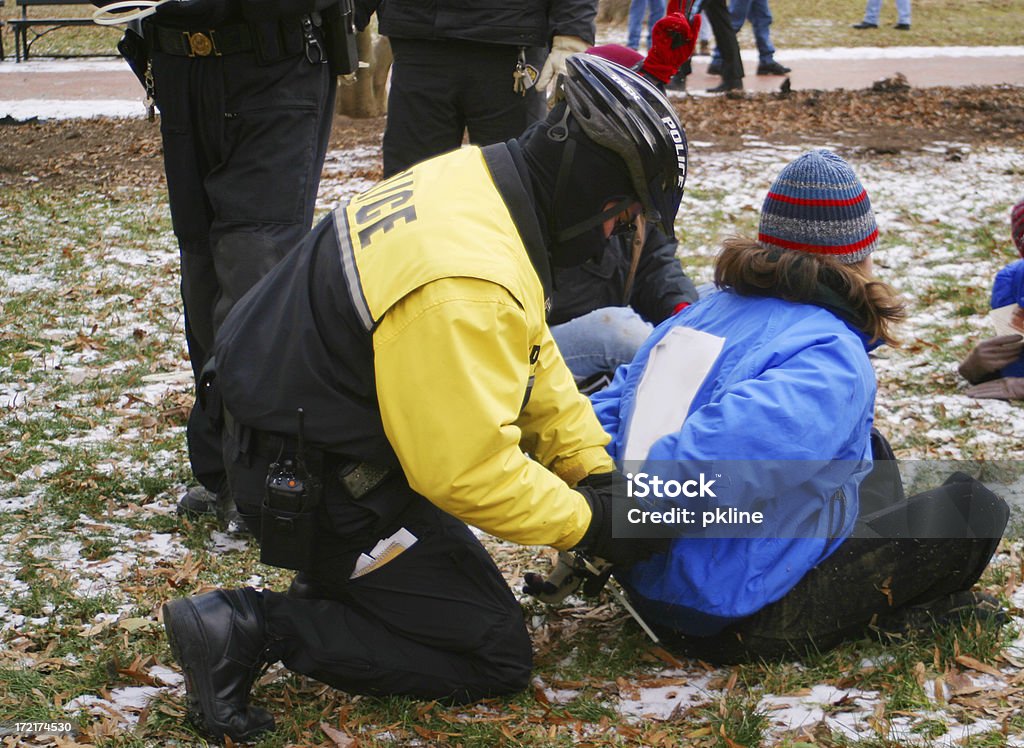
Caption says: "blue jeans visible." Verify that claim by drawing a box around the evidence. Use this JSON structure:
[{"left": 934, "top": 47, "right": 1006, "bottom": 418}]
[
  {"left": 710, "top": 0, "right": 777, "bottom": 66},
  {"left": 627, "top": 0, "right": 667, "bottom": 50},
  {"left": 698, "top": 11, "right": 712, "bottom": 41},
  {"left": 862, "top": 0, "right": 911, "bottom": 25},
  {"left": 551, "top": 307, "right": 653, "bottom": 382}
]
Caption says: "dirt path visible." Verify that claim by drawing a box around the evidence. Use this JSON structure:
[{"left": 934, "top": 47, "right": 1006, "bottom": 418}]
[{"left": 1, "top": 46, "right": 1023, "bottom": 121}]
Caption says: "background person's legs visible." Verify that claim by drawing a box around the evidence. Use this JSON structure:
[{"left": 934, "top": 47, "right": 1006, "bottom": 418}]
[
  {"left": 894, "top": 0, "right": 911, "bottom": 25},
  {"left": 383, "top": 39, "right": 467, "bottom": 178},
  {"left": 551, "top": 307, "right": 653, "bottom": 382},
  {"left": 627, "top": 0, "right": 647, "bottom": 49},
  {"left": 748, "top": 0, "right": 777, "bottom": 65},
  {"left": 702, "top": 0, "right": 744, "bottom": 87},
  {"left": 645, "top": 0, "right": 667, "bottom": 49},
  {"left": 862, "top": 0, "right": 883, "bottom": 25},
  {"left": 708, "top": 0, "right": 750, "bottom": 70}
]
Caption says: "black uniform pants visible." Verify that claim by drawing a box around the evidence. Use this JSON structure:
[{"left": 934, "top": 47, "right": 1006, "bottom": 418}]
[
  {"left": 261, "top": 497, "right": 534, "bottom": 701},
  {"left": 221, "top": 427, "right": 533, "bottom": 702},
  {"left": 151, "top": 35, "right": 336, "bottom": 490},
  {"left": 383, "top": 38, "right": 545, "bottom": 178}
]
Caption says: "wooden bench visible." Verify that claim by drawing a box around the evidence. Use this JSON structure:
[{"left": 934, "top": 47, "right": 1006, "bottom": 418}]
[{"left": 10, "top": 0, "right": 118, "bottom": 61}]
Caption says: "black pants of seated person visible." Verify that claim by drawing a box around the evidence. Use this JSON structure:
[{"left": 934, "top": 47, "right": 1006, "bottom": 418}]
[
  {"left": 261, "top": 496, "right": 533, "bottom": 702},
  {"left": 661, "top": 475, "right": 1009, "bottom": 664}
]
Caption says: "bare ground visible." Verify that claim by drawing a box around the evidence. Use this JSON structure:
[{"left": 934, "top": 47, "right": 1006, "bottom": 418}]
[{"left": 1, "top": 84, "right": 1023, "bottom": 192}]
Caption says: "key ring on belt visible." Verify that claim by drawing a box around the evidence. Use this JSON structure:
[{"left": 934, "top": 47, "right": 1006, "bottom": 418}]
[{"left": 93, "top": 0, "right": 171, "bottom": 26}]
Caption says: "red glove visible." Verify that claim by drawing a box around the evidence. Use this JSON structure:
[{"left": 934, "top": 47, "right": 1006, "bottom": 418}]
[{"left": 641, "top": 12, "right": 701, "bottom": 85}]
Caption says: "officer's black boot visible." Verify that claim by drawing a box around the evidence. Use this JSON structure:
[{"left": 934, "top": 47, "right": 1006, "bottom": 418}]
[{"left": 163, "top": 588, "right": 275, "bottom": 742}]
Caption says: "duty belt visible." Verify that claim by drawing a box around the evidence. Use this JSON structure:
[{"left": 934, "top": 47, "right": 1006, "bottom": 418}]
[
  {"left": 223, "top": 409, "right": 393, "bottom": 501},
  {"left": 153, "top": 23, "right": 254, "bottom": 56}
]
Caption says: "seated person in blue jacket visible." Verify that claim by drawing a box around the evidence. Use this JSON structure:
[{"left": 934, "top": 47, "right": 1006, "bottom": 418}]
[
  {"left": 958, "top": 197, "right": 1024, "bottom": 400},
  {"left": 562, "top": 150, "right": 1007, "bottom": 663},
  {"left": 550, "top": 34, "right": 700, "bottom": 391}
]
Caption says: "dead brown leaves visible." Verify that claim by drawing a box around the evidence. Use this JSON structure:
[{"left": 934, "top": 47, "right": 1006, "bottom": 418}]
[
  {"left": 2, "top": 86, "right": 1022, "bottom": 195},
  {"left": 671, "top": 85, "right": 1024, "bottom": 153}
]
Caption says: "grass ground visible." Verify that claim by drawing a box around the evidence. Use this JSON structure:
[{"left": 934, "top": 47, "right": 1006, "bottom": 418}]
[
  {"left": 2, "top": 3, "right": 1024, "bottom": 747},
  {"left": 768, "top": 0, "right": 1024, "bottom": 49},
  {"left": 2, "top": 121, "right": 1024, "bottom": 745}
]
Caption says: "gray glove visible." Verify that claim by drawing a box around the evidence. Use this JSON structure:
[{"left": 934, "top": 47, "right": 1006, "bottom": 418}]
[
  {"left": 958, "top": 334, "right": 1024, "bottom": 384},
  {"left": 965, "top": 376, "right": 1024, "bottom": 400}
]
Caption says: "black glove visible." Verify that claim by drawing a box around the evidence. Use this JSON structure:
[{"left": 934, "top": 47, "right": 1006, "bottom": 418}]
[{"left": 571, "top": 471, "right": 668, "bottom": 568}]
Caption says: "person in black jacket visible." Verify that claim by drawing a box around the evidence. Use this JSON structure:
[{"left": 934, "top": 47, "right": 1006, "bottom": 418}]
[
  {"left": 550, "top": 36, "right": 700, "bottom": 391},
  {"left": 356, "top": 0, "right": 597, "bottom": 177},
  {"left": 97, "top": 0, "right": 352, "bottom": 524},
  {"left": 159, "top": 56, "right": 687, "bottom": 744},
  {"left": 550, "top": 227, "right": 698, "bottom": 390}
]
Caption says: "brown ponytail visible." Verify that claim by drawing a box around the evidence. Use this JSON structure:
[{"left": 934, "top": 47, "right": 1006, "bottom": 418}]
[{"left": 713, "top": 237, "right": 906, "bottom": 346}]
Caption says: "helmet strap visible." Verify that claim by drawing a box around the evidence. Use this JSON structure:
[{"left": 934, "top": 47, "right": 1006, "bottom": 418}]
[
  {"left": 544, "top": 105, "right": 639, "bottom": 245},
  {"left": 621, "top": 213, "right": 647, "bottom": 304},
  {"left": 555, "top": 196, "right": 632, "bottom": 242}
]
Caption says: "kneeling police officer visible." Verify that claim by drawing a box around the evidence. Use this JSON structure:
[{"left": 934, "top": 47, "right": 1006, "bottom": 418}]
[{"left": 161, "top": 55, "right": 685, "bottom": 743}]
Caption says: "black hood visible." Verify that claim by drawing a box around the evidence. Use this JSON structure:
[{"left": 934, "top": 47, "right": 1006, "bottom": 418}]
[{"left": 517, "top": 103, "right": 637, "bottom": 268}]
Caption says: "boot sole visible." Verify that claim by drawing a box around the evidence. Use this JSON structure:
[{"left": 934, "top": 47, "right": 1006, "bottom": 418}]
[{"left": 163, "top": 598, "right": 272, "bottom": 743}]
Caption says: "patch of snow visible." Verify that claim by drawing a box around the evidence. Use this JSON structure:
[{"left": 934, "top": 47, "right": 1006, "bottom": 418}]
[
  {"left": 0, "top": 99, "right": 145, "bottom": 120},
  {"left": 66, "top": 686, "right": 164, "bottom": 726},
  {"left": 618, "top": 673, "right": 717, "bottom": 720}
]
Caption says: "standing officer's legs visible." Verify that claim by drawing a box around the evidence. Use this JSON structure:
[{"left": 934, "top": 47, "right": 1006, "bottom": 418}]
[
  {"left": 382, "top": 38, "right": 467, "bottom": 178},
  {"left": 153, "top": 46, "right": 336, "bottom": 496},
  {"left": 461, "top": 43, "right": 540, "bottom": 150}
]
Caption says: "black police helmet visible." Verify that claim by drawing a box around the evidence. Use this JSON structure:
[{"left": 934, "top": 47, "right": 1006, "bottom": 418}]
[{"left": 561, "top": 54, "right": 687, "bottom": 237}]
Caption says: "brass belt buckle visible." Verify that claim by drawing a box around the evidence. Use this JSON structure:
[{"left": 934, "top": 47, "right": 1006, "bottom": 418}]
[{"left": 183, "top": 30, "right": 218, "bottom": 57}]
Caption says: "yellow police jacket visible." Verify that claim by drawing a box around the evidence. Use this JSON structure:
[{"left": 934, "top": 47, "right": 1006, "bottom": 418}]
[{"left": 337, "top": 146, "right": 614, "bottom": 549}]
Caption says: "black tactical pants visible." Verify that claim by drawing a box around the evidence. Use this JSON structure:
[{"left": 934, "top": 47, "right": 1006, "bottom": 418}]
[
  {"left": 260, "top": 496, "right": 534, "bottom": 701},
  {"left": 222, "top": 428, "right": 533, "bottom": 702},
  {"left": 383, "top": 38, "right": 545, "bottom": 178},
  {"left": 677, "top": 0, "right": 743, "bottom": 84},
  {"left": 702, "top": 0, "right": 744, "bottom": 84},
  {"left": 151, "top": 33, "right": 336, "bottom": 490}
]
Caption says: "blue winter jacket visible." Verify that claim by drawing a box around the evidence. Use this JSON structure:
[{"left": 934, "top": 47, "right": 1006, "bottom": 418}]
[
  {"left": 991, "top": 259, "right": 1024, "bottom": 378},
  {"left": 590, "top": 290, "right": 877, "bottom": 636}
]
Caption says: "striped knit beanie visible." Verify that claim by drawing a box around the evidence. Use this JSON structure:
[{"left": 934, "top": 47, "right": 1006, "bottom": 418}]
[
  {"left": 1012, "top": 197, "right": 1024, "bottom": 258},
  {"left": 758, "top": 149, "right": 878, "bottom": 264}
]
